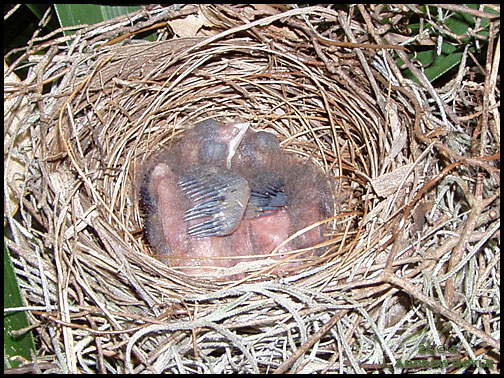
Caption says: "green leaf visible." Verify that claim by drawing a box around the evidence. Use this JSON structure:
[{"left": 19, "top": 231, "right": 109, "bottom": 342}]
[
  {"left": 397, "top": 5, "right": 498, "bottom": 83},
  {"left": 54, "top": 4, "right": 141, "bottom": 31},
  {"left": 4, "top": 243, "right": 36, "bottom": 369},
  {"left": 53, "top": 5, "right": 158, "bottom": 42},
  {"left": 25, "top": 4, "right": 50, "bottom": 20}
]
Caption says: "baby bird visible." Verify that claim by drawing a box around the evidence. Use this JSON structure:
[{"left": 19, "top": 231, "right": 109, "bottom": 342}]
[
  {"left": 139, "top": 119, "right": 333, "bottom": 278},
  {"left": 230, "top": 128, "right": 333, "bottom": 269},
  {"left": 139, "top": 119, "right": 251, "bottom": 275}
]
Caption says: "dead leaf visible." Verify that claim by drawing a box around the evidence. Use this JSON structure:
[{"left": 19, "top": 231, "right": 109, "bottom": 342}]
[
  {"left": 4, "top": 61, "right": 34, "bottom": 219},
  {"left": 169, "top": 13, "right": 211, "bottom": 38},
  {"left": 371, "top": 163, "right": 414, "bottom": 197}
]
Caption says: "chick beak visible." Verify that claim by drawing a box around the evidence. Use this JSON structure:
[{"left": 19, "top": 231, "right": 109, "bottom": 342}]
[{"left": 222, "top": 121, "right": 249, "bottom": 169}]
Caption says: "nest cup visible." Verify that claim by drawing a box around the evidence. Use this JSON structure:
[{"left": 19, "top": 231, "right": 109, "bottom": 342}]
[
  {"left": 5, "top": 5, "right": 499, "bottom": 373},
  {"left": 38, "top": 26, "right": 370, "bottom": 288}
]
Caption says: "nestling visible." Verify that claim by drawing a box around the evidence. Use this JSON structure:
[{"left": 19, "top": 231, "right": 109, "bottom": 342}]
[{"left": 139, "top": 119, "right": 334, "bottom": 278}]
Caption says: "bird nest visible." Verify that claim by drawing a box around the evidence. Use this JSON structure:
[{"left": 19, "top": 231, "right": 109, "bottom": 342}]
[{"left": 5, "top": 5, "right": 500, "bottom": 373}]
